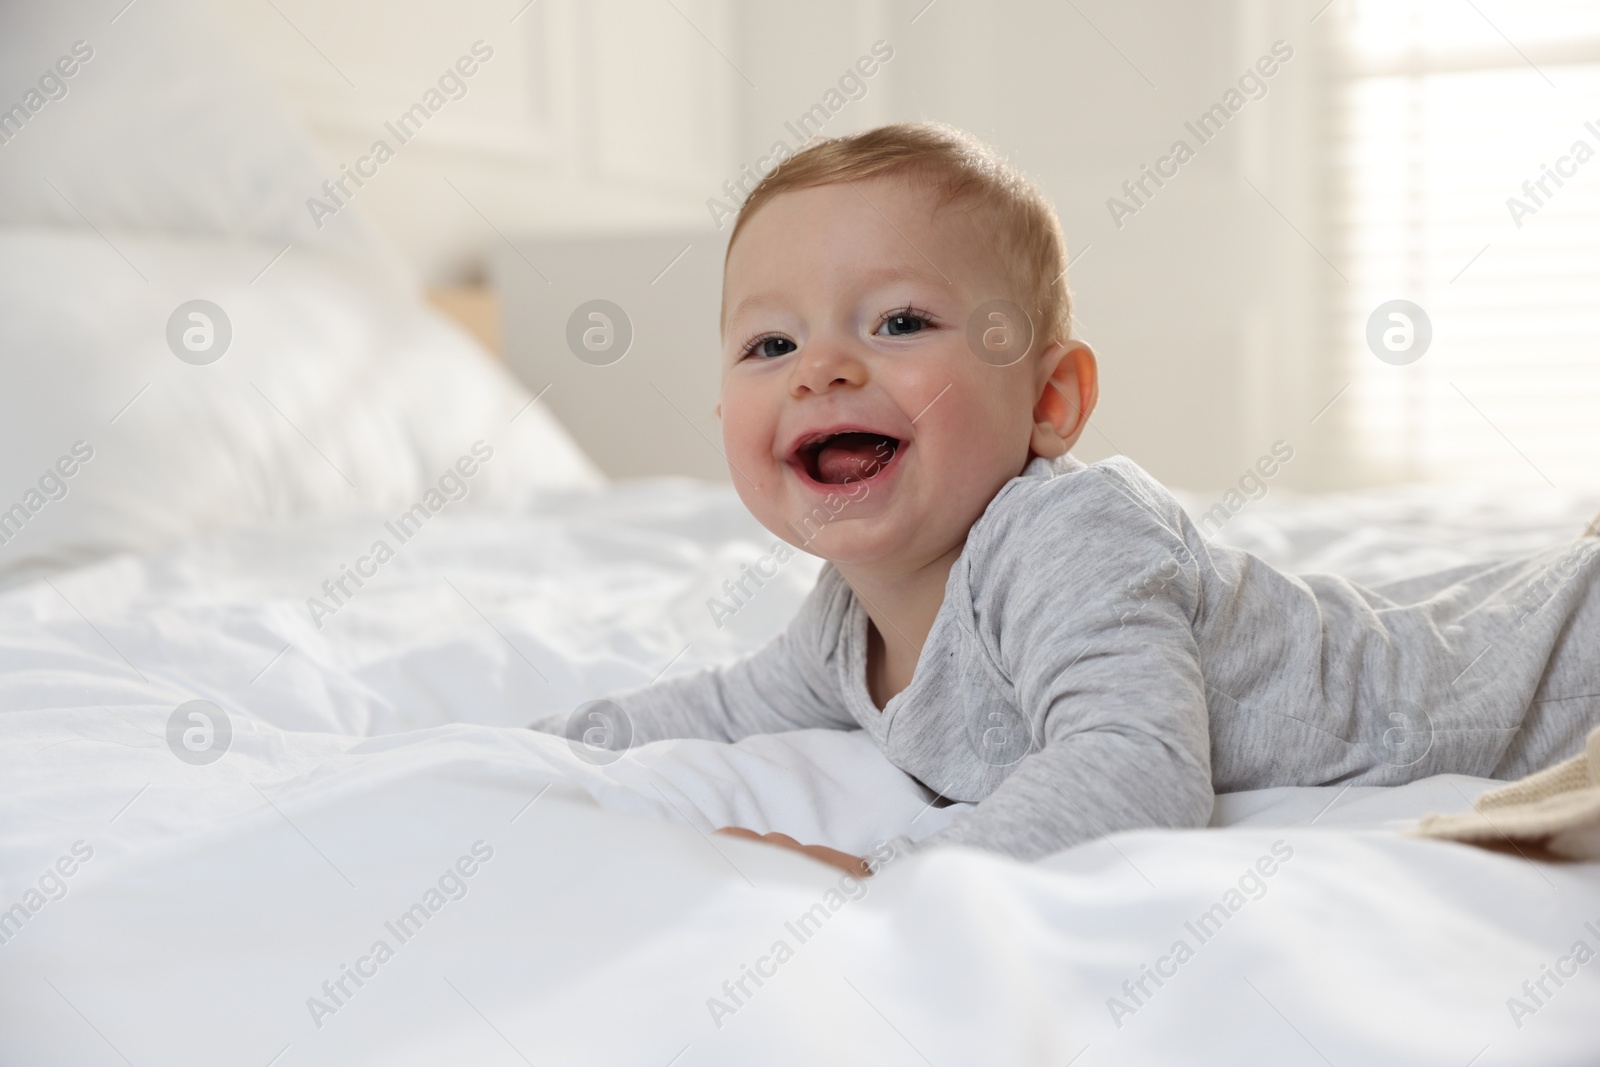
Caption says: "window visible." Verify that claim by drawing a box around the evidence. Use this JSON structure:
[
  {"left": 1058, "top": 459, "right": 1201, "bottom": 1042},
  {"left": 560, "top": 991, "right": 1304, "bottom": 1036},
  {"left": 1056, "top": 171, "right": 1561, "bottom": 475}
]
[{"left": 1330, "top": 0, "right": 1600, "bottom": 486}]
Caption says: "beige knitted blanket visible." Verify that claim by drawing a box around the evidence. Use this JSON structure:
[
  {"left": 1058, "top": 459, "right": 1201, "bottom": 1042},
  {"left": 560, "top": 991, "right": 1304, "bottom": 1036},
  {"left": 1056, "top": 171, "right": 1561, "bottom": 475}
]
[{"left": 1413, "top": 725, "right": 1600, "bottom": 860}]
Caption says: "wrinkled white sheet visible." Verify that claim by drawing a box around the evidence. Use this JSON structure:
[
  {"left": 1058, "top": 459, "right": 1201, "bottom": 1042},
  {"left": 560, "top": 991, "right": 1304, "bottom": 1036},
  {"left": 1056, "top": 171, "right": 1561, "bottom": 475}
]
[{"left": 2, "top": 478, "right": 1599, "bottom": 1064}]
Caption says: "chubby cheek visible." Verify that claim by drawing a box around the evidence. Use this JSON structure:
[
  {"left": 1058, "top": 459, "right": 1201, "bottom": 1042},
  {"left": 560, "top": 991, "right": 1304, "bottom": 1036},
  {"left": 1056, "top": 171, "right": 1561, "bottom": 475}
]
[
  {"left": 719, "top": 382, "right": 785, "bottom": 503},
  {"left": 919, "top": 403, "right": 1000, "bottom": 490},
  {"left": 917, "top": 369, "right": 1033, "bottom": 498}
]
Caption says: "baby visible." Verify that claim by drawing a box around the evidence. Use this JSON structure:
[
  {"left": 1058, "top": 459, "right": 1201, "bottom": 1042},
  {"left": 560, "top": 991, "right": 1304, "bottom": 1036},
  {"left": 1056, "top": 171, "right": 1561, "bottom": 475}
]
[{"left": 534, "top": 122, "right": 1600, "bottom": 874}]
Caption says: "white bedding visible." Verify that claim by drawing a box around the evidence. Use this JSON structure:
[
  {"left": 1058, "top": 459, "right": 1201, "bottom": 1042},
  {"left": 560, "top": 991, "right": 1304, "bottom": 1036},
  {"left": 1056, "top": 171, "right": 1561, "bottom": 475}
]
[{"left": 3, "top": 477, "right": 1599, "bottom": 1065}]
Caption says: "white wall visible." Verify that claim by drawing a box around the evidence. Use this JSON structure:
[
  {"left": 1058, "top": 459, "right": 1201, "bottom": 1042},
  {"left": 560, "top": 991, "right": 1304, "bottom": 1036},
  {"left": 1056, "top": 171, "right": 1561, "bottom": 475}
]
[
  {"left": 211, "top": 0, "right": 737, "bottom": 282},
  {"left": 213, "top": 0, "right": 1337, "bottom": 491}
]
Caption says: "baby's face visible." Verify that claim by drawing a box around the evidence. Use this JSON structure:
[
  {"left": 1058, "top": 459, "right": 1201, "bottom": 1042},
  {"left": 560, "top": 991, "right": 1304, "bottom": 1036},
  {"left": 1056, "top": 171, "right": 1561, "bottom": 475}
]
[{"left": 719, "top": 175, "right": 1061, "bottom": 570}]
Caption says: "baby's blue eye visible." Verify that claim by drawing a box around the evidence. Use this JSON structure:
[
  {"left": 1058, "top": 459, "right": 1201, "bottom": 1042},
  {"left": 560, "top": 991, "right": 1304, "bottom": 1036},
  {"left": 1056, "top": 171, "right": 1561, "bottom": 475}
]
[
  {"left": 746, "top": 335, "right": 797, "bottom": 359},
  {"left": 878, "top": 312, "right": 928, "bottom": 337}
]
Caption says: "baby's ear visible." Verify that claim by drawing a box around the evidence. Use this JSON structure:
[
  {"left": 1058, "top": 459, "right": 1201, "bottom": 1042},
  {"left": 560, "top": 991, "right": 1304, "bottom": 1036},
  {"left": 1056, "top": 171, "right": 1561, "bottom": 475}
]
[{"left": 1030, "top": 340, "right": 1098, "bottom": 457}]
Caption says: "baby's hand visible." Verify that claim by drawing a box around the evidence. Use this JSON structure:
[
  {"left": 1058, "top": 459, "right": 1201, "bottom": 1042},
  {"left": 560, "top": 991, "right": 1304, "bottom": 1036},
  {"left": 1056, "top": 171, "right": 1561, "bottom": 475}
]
[{"left": 715, "top": 827, "right": 871, "bottom": 878}]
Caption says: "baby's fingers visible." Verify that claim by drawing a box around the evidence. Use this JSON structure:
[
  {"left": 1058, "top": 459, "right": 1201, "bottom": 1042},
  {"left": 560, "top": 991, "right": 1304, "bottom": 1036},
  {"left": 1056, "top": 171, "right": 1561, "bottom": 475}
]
[
  {"left": 802, "top": 844, "right": 872, "bottom": 878},
  {"left": 713, "top": 828, "right": 870, "bottom": 877}
]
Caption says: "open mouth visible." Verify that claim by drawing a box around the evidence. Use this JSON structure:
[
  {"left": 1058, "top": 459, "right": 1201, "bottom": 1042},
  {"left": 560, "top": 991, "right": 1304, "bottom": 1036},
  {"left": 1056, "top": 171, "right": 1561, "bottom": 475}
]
[{"left": 792, "top": 430, "right": 902, "bottom": 486}]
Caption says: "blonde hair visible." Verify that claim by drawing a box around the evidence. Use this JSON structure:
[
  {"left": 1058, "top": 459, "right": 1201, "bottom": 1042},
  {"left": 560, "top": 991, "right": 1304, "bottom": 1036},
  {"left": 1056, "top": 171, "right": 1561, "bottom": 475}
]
[{"left": 726, "top": 121, "right": 1073, "bottom": 347}]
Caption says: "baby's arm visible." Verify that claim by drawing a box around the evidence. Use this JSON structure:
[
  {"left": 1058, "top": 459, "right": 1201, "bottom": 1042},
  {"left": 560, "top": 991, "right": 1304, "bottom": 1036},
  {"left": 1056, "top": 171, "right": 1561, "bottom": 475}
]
[
  {"left": 922, "top": 471, "right": 1215, "bottom": 860},
  {"left": 922, "top": 716, "right": 1212, "bottom": 861}
]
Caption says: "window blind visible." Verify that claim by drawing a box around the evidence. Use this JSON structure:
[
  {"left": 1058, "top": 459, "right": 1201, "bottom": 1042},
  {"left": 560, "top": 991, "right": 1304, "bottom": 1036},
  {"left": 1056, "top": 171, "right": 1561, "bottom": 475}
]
[{"left": 1330, "top": 0, "right": 1600, "bottom": 487}]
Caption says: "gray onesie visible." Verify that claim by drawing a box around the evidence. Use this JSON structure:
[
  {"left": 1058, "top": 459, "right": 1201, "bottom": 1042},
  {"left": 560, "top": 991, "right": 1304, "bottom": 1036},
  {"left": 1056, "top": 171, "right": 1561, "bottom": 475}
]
[{"left": 532, "top": 454, "right": 1600, "bottom": 861}]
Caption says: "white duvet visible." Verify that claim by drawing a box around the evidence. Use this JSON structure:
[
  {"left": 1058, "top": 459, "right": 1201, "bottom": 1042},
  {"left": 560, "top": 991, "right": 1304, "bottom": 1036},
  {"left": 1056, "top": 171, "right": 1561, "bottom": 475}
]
[{"left": 2, "top": 478, "right": 1599, "bottom": 1065}]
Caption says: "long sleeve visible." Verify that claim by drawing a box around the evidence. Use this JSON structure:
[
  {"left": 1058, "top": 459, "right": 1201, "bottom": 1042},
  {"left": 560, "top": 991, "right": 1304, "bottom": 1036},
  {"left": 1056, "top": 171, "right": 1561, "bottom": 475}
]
[
  {"left": 919, "top": 464, "right": 1215, "bottom": 859},
  {"left": 529, "top": 568, "right": 857, "bottom": 748}
]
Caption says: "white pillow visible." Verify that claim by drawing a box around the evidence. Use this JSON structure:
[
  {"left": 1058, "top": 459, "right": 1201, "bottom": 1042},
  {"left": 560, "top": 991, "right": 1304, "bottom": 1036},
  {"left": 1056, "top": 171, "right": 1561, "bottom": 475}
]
[
  {"left": 0, "top": 0, "right": 384, "bottom": 266},
  {"left": 0, "top": 227, "right": 601, "bottom": 583}
]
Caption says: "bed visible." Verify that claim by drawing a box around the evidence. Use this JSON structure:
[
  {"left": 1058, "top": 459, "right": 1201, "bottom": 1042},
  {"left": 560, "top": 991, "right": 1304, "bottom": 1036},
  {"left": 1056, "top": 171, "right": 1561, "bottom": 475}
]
[
  {"left": 4, "top": 448, "right": 1600, "bottom": 1066},
  {"left": 3, "top": 3, "right": 1599, "bottom": 1065}
]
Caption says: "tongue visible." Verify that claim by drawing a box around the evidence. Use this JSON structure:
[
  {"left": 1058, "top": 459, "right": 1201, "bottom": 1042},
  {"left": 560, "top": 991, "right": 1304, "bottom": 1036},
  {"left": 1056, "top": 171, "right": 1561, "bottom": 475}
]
[{"left": 814, "top": 433, "right": 895, "bottom": 485}]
